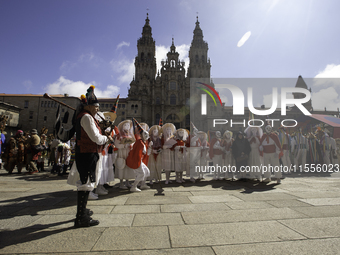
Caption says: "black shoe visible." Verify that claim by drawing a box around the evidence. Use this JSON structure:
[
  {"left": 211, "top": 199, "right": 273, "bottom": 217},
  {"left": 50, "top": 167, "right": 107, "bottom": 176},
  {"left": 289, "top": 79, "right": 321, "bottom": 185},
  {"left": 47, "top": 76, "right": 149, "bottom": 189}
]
[
  {"left": 103, "top": 184, "right": 113, "bottom": 189},
  {"left": 86, "top": 209, "right": 93, "bottom": 216},
  {"left": 74, "top": 217, "right": 99, "bottom": 228}
]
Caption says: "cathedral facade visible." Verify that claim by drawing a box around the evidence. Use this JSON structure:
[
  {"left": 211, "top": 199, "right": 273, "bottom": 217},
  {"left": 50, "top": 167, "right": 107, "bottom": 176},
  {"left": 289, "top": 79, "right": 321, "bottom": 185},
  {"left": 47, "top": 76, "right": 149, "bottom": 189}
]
[{"left": 124, "top": 14, "right": 210, "bottom": 129}]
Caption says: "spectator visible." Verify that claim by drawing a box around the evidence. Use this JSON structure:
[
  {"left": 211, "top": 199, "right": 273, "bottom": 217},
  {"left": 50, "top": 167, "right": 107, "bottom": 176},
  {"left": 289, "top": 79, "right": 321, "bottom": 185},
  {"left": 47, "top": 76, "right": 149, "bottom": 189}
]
[{"left": 25, "top": 129, "right": 40, "bottom": 174}]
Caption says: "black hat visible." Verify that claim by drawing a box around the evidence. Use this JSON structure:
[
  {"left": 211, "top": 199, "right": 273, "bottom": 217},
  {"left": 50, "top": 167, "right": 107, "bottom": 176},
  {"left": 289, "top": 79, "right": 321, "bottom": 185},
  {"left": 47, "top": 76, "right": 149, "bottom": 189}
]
[{"left": 81, "top": 85, "right": 99, "bottom": 106}]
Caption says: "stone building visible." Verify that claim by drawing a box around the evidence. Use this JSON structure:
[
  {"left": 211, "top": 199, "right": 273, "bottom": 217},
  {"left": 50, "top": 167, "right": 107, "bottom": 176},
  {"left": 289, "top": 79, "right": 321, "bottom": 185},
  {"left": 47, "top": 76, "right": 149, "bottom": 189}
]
[
  {"left": 0, "top": 101, "right": 21, "bottom": 138},
  {"left": 0, "top": 94, "right": 80, "bottom": 134}
]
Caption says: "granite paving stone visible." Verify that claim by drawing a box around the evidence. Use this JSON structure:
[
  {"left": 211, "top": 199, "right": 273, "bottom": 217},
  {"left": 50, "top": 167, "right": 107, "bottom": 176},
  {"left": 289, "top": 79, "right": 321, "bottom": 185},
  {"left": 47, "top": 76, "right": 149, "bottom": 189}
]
[
  {"left": 0, "top": 215, "right": 44, "bottom": 230},
  {"left": 78, "top": 247, "right": 215, "bottom": 255},
  {"left": 298, "top": 197, "right": 340, "bottom": 206},
  {"left": 112, "top": 204, "right": 160, "bottom": 214},
  {"left": 125, "top": 196, "right": 192, "bottom": 205},
  {"left": 12, "top": 205, "right": 114, "bottom": 216},
  {"left": 0, "top": 227, "right": 104, "bottom": 253},
  {"left": 132, "top": 213, "right": 184, "bottom": 226},
  {"left": 291, "top": 205, "right": 340, "bottom": 218},
  {"left": 91, "top": 213, "right": 135, "bottom": 227},
  {"left": 292, "top": 191, "right": 340, "bottom": 199},
  {"left": 169, "top": 221, "right": 305, "bottom": 247},
  {"left": 212, "top": 238, "right": 340, "bottom": 255},
  {"left": 25, "top": 215, "right": 75, "bottom": 229},
  {"left": 188, "top": 194, "right": 242, "bottom": 203},
  {"left": 92, "top": 226, "right": 171, "bottom": 251},
  {"left": 266, "top": 199, "right": 312, "bottom": 208},
  {"left": 279, "top": 217, "right": 340, "bottom": 238},
  {"left": 225, "top": 201, "right": 275, "bottom": 210},
  {"left": 181, "top": 207, "right": 307, "bottom": 225},
  {"left": 232, "top": 192, "right": 300, "bottom": 201},
  {"left": 161, "top": 203, "right": 229, "bottom": 213}
]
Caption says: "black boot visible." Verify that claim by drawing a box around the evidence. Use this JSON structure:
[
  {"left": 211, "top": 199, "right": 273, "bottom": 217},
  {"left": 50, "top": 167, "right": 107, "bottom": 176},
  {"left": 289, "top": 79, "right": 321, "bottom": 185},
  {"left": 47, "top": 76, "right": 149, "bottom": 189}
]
[
  {"left": 62, "top": 165, "right": 68, "bottom": 175},
  {"left": 84, "top": 191, "right": 93, "bottom": 216},
  {"left": 74, "top": 191, "right": 99, "bottom": 228}
]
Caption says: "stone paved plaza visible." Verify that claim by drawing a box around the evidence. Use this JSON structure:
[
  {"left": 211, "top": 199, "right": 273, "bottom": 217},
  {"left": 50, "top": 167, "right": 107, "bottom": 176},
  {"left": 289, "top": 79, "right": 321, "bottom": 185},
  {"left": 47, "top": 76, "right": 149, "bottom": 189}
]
[{"left": 1, "top": 167, "right": 340, "bottom": 254}]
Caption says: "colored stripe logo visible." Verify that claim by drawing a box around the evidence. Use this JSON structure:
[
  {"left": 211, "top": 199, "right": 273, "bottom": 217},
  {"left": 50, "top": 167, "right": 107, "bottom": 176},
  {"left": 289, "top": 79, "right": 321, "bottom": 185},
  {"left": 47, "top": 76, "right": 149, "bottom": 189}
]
[{"left": 197, "top": 82, "right": 223, "bottom": 106}]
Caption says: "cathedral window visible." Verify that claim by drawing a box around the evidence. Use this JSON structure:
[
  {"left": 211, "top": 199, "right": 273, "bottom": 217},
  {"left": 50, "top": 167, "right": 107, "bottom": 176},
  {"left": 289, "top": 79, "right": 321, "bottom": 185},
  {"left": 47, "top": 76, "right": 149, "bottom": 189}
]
[
  {"left": 122, "top": 104, "right": 125, "bottom": 108},
  {"left": 171, "top": 60, "right": 175, "bottom": 67},
  {"left": 165, "top": 75, "right": 168, "bottom": 80},
  {"left": 195, "top": 55, "right": 199, "bottom": 63},
  {"left": 141, "top": 52, "right": 144, "bottom": 61},
  {"left": 155, "top": 113, "right": 160, "bottom": 124},
  {"left": 170, "top": 81, "right": 176, "bottom": 90},
  {"left": 131, "top": 105, "right": 134, "bottom": 110},
  {"left": 201, "top": 55, "right": 205, "bottom": 62},
  {"left": 156, "top": 97, "right": 160, "bottom": 105},
  {"left": 170, "top": 94, "right": 176, "bottom": 105}
]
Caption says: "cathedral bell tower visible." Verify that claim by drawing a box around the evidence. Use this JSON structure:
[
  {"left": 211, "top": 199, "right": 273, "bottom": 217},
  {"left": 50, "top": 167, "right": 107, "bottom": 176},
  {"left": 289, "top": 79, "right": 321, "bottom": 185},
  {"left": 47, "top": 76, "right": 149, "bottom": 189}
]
[
  {"left": 128, "top": 13, "right": 157, "bottom": 99},
  {"left": 187, "top": 16, "right": 211, "bottom": 79}
]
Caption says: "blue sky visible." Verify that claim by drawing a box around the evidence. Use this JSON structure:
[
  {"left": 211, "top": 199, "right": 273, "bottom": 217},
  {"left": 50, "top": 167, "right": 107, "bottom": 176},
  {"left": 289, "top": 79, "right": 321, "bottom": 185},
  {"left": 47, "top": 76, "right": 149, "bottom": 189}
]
[{"left": 1, "top": 0, "right": 340, "bottom": 110}]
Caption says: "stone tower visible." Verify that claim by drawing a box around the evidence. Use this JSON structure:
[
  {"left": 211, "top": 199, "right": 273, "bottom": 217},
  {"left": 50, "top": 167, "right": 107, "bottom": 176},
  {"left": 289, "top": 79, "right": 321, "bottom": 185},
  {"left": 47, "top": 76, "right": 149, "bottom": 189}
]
[
  {"left": 128, "top": 13, "right": 157, "bottom": 123},
  {"left": 187, "top": 16, "right": 211, "bottom": 79},
  {"left": 293, "top": 75, "right": 312, "bottom": 111}
]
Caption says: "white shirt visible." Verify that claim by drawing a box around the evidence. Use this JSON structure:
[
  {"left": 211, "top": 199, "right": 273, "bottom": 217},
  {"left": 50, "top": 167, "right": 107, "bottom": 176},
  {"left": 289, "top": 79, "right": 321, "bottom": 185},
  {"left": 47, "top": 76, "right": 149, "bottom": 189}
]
[{"left": 80, "top": 113, "right": 108, "bottom": 145}]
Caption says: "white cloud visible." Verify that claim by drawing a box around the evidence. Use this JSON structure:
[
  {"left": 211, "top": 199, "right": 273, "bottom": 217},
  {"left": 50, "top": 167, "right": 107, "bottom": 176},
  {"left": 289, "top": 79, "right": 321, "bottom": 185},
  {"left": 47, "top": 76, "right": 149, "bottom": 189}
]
[
  {"left": 44, "top": 76, "right": 120, "bottom": 98},
  {"left": 108, "top": 43, "right": 190, "bottom": 86},
  {"left": 312, "top": 87, "right": 340, "bottom": 111},
  {"left": 313, "top": 64, "right": 340, "bottom": 88},
  {"left": 315, "top": 64, "right": 340, "bottom": 78},
  {"left": 60, "top": 51, "right": 103, "bottom": 72},
  {"left": 156, "top": 44, "right": 190, "bottom": 73},
  {"left": 23, "top": 80, "right": 33, "bottom": 91},
  {"left": 60, "top": 60, "right": 77, "bottom": 72},
  {"left": 156, "top": 45, "right": 168, "bottom": 71},
  {"left": 237, "top": 31, "right": 251, "bottom": 47},
  {"left": 219, "top": 94, "right": 228, "bottom": 105},
  {"left": 176, "top": 44, "right": 190, "bottom": 69},
  {"left": 79, "top": 52, "right": 95, "bottom": 62},
  {"left": 117, "top": 41, "right": 130, "bottom": 50},
  {"left": 110, "top": 57, "right": 134, "bottom": 84}
]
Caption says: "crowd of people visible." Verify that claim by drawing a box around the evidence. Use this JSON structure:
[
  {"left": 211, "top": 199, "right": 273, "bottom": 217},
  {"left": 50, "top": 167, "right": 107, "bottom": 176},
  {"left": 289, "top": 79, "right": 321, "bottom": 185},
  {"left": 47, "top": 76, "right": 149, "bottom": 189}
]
[
  {"left": 0, "top": 124, "right": 73, "bottom": 176},
  {"left": 1, "top": 86, "right": 339, "bottom": 228}
]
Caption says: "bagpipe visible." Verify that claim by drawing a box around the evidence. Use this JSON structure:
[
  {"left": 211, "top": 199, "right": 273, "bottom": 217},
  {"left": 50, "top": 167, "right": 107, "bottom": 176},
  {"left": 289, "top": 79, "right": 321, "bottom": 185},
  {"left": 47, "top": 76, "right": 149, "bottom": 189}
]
[{"left": 43, "top": 93, "right": 116, "bottom": 142}]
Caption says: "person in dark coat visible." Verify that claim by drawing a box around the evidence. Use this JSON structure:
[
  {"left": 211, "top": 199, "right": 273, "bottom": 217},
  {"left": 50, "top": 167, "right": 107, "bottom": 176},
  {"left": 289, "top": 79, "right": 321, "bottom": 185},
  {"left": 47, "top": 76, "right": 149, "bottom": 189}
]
[{"left": 231, "top": 131, "right": 251, "bottom": 180}]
